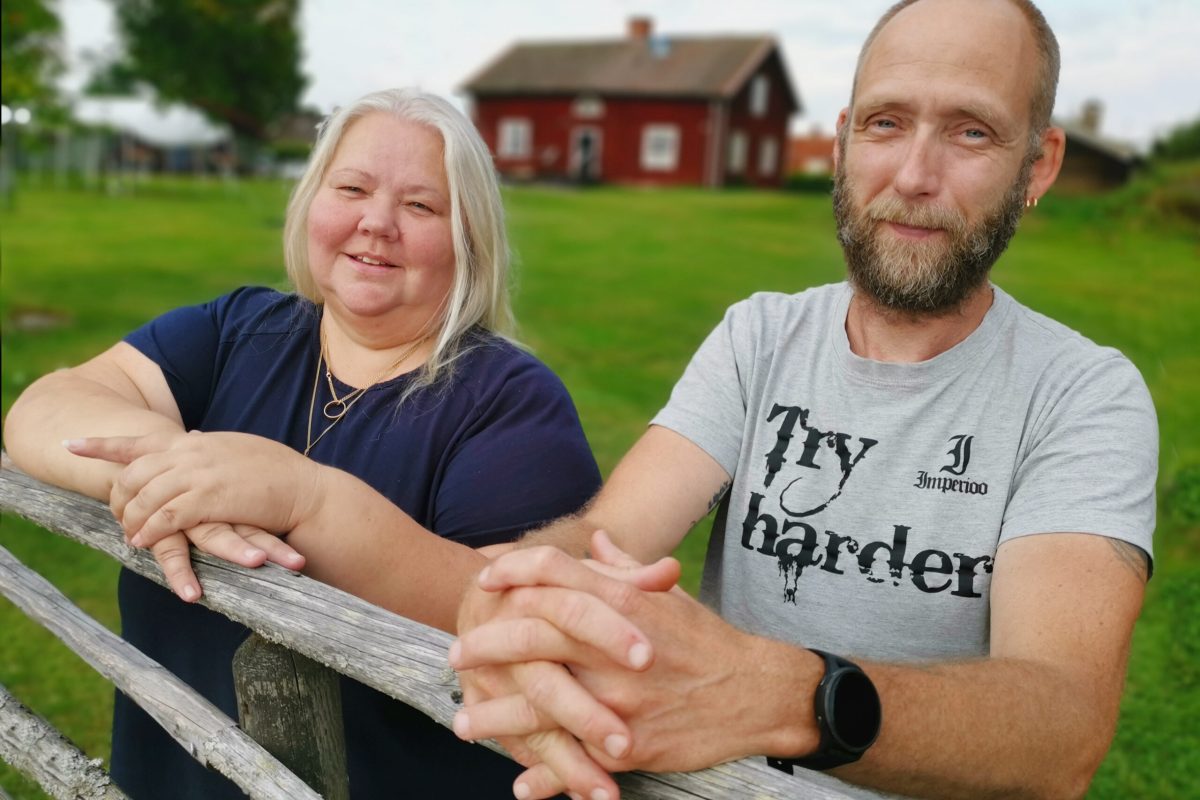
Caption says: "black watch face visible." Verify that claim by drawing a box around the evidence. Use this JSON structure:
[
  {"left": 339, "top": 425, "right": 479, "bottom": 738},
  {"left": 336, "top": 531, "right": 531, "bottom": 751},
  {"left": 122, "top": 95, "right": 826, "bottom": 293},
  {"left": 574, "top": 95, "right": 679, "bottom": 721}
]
[{"left": 829, "top": 669, "right": 882, "bottom": 751}]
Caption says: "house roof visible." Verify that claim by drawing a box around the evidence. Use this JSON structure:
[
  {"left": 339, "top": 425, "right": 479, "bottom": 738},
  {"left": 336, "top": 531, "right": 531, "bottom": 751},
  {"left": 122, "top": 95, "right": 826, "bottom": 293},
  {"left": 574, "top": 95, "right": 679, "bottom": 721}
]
[
  {"left": 1056, "top": 119, "right": 1141, "bottom": 164},
  {"left": 462, "top": 34, "right": 800, "bottom": 110}
]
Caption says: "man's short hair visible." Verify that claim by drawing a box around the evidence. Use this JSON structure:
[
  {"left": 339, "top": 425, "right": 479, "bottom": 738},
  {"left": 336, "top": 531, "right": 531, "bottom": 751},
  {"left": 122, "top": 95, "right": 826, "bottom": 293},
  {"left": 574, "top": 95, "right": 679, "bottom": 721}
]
[{"left": 850, "top": 0, "right": 1060, "bottom": 145}]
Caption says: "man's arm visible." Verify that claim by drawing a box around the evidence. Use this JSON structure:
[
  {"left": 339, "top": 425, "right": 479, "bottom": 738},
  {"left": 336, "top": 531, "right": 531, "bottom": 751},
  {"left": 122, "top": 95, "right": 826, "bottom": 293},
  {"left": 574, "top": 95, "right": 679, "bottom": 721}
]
[
  {"left": 454, "top": 529, "right": 1147, "bottom": 800},
  {"left": 512, "top": 424, "right": 731, "bottom": 560}
]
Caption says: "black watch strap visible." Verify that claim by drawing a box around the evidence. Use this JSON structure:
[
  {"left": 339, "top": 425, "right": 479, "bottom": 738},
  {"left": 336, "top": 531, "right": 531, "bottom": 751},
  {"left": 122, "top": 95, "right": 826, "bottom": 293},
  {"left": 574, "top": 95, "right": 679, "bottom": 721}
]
[{"left": 768, "top": 648, "right": 881, "bottom": 774}]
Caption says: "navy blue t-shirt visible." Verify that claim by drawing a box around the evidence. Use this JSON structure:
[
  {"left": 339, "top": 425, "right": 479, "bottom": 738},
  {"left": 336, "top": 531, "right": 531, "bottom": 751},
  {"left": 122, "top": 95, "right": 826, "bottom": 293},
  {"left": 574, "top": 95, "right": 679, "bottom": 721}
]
[{"left": 113, "top": 286, "right": 600, "bottom": 799}]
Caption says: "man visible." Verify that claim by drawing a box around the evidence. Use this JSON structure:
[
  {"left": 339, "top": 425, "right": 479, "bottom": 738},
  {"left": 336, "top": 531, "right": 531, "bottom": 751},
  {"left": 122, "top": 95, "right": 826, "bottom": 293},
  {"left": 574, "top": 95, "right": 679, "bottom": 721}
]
[{"left": 448, "top": 0, "right": 1158, "bottom": 798}]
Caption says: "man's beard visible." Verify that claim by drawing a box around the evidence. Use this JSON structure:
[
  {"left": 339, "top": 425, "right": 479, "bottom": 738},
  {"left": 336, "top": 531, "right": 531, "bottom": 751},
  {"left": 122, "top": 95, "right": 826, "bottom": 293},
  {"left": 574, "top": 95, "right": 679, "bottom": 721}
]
[{"left": 832, "top": 149, "right": 1034, "bottom": 315}]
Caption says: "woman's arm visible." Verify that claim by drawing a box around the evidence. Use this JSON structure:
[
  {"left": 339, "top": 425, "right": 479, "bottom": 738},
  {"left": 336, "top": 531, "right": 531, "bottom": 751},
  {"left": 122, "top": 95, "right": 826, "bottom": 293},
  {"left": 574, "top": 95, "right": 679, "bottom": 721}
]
[
  {"left": 4, "top": 342, "right": 185, "bottom": 499},
  {"left": 72, "top": 431, "right": 490, "bottom": 631}
]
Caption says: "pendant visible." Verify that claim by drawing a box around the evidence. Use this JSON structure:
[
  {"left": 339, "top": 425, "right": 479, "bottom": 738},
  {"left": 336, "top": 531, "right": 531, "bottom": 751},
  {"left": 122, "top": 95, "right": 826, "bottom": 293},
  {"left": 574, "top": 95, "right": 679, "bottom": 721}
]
[{"left": 324, "top": 399, "right": 349, "bottom": 420}]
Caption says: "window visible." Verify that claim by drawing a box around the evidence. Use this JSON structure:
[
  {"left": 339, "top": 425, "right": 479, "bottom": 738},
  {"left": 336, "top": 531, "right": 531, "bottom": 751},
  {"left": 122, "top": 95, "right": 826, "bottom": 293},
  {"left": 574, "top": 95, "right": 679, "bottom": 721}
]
[
  {"left": 640, "top": 124, "right": 680, "bottom": 172},
  {"left": 497, "top": 118, "right": 532, "bottom": 158},
  {"left": 758, "top": 137, "right": 779, "bottom": 177},
  {"left": 572, "top": 96, "right": 605, "bottom": 119},
  {"left": 728, "top": 130, "right": 748, "bottom": 174},
  {"left": 750, "top": 75, "right": 769, "bottom": 117}
]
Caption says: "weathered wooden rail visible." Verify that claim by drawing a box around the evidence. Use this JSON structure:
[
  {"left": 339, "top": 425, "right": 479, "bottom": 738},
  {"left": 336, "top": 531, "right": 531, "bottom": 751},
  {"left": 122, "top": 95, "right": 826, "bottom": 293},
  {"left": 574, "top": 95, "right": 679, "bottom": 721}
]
[{"left": 0, "top": 456, "right": 849, "bottom": 799}]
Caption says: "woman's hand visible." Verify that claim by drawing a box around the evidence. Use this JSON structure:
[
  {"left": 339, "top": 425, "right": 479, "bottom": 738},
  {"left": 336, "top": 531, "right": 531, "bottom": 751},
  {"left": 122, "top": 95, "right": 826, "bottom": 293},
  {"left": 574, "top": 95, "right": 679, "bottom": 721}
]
[
  {"left": 146, "top": 522, "right": 304, "bottom": 602},
  {"left": 65, "top": 431, "right": 319, "bottom": 598},
  {"left": 67, "top": 430, "right": 324, "bottom": 536}
]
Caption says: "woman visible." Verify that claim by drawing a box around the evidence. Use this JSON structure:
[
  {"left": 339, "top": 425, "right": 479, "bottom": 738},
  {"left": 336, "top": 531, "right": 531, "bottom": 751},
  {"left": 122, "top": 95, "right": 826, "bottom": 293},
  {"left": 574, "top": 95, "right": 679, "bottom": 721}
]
[{"left": 4, "top": 88, "right": 601, "bottom": 799}]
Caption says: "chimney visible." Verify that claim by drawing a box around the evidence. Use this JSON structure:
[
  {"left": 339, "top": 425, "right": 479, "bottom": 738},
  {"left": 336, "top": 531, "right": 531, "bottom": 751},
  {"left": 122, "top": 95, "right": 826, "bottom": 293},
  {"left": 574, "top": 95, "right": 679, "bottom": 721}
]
[
  {"left": 1080, "top": 99, "right": 1103, "bottom": 134},
  {"left": 628, "top": 16, "right": 652, "bottom": 40}
]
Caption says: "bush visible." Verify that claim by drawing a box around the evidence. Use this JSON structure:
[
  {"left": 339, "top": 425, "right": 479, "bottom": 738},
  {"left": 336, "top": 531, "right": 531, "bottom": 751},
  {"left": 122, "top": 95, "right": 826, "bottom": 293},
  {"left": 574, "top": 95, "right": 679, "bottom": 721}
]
[{"left": 784, "top": 172, "right": 833, "bottom": 194}]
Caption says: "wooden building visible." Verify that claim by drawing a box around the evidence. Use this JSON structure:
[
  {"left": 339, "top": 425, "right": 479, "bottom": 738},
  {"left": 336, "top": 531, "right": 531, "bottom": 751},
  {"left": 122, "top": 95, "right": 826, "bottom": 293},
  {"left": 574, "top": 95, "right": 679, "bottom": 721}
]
[
  {"left": 1055, "top": 100, "right": 1141, "bottom": 193},
  {"left": 461, "top": 17, "right": 800, "bottom": 188}
]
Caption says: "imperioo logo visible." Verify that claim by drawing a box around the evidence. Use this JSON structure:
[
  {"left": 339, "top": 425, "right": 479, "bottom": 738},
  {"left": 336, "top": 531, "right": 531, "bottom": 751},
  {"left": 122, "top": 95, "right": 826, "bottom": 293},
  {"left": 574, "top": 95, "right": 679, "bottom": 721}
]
[
  {"left": 739, "top": 406, "right": 993, "bottom": 603},
  {"left": 913, "top": 434, "right": 990, "bottom": 495}
]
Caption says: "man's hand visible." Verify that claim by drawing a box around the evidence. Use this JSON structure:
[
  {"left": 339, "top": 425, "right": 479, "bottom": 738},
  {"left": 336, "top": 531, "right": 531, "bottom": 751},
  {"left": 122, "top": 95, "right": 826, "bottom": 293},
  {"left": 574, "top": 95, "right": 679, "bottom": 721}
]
[
  {"left": 452, "top": 532, "right": 683, "bottom": 800},
  {"left": 452, "top": 532, "right": 814, "bottom": 799}
]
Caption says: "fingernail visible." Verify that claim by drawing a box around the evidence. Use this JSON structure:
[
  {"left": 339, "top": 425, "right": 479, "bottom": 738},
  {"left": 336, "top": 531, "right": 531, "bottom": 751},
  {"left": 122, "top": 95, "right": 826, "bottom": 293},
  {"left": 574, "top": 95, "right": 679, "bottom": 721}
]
[
  {"left": 452, "top": 710, "right": 470, "bottom": 739},
  {"left": 568, "top": 793, "right": 583, "bottom": 800},
  {"left": 448, "top": 640, "right": 461, "bottom": 665},
  {"left": 129, "top": 534, "right": 144, "bottom": 548},
  {"left": 592, "top": 790, "right": 611, "bottom": 800},
  {"left": 513, "top": 783, "right": 531, "bottom": 800},
  {"left": 181, "top": 585, "right": 199, "bottom": 602},
  {"left": 62, "top": 439, "right": 84, "bottom": 450},
  {"left": 478, "top": 566, "right": 491, "bottom": 585},
  {"left": 628, "top": 642, "right": 651, "bottom": 669},
  {"left": 245, "top": 547, "right": 265, "bottom": 561},
  {"left": 604, "top": 733, "right": 629, "bottom": 758}
]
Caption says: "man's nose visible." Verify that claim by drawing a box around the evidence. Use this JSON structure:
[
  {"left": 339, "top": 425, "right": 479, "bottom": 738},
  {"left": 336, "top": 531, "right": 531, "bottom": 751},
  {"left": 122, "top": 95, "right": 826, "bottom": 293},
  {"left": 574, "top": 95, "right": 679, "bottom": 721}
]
[{"left": 892, "top": 129, "right": 942, "bottom": 199}]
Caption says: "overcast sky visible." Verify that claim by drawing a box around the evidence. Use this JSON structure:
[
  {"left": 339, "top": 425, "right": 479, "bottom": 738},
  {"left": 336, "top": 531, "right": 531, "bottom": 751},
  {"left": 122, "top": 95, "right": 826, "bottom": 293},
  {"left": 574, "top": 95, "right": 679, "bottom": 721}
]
[{"left": 57, "top": 0, "right": 1199, "bottom": 149}]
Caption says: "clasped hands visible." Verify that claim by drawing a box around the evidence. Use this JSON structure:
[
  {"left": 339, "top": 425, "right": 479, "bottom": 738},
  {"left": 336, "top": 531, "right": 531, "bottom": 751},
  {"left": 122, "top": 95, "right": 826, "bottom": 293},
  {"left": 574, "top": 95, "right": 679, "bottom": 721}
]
[
  {"left": 66, "top": 431, "right": 317, "bottom": 601},
  {"left": 451, "top": 531, "right": 779, "bottom": 800}
]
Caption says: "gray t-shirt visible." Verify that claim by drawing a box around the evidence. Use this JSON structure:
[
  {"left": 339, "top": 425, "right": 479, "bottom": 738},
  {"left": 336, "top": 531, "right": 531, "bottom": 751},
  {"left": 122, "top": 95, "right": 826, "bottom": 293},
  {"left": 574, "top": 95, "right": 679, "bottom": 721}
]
[{"left": 651, "top": 282, "right": 1157, "bottom": 798}]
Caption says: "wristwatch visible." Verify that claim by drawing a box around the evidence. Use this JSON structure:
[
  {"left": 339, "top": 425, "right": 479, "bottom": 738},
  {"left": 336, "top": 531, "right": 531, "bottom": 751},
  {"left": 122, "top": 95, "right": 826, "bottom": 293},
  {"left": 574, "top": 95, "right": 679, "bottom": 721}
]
[{"left": 767, "top": 648, "right": 882, "bottom": 773}]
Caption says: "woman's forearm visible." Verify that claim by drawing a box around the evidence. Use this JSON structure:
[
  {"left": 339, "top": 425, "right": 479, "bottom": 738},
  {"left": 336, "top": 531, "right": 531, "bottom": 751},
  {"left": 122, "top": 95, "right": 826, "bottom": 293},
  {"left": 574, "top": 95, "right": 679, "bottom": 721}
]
[
  {"left": 5, "top": 351, "right": 184, "bottom": 500},
  {"left": 285, "top": 466, "right": 488, "bottom": 632}
]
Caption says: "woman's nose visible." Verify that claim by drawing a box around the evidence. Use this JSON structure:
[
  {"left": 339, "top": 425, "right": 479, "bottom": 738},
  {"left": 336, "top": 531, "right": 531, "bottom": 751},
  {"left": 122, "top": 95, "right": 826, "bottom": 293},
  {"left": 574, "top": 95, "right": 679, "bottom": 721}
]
[{"left": 357, "top": 201, "right": 399, "bottom": 240}]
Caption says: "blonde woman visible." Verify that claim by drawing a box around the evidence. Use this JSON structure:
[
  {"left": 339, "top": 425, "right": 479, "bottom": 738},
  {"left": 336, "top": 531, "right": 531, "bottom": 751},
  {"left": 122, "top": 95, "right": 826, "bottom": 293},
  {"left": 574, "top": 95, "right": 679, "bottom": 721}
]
[{"left": 5, "top": 88, "right": 600, "bottom": 799}]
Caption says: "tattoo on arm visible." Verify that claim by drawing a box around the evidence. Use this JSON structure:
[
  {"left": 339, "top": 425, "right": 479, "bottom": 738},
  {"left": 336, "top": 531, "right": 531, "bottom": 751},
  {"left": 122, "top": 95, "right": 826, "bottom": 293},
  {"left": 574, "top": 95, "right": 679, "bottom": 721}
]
[
  {"left": 1108, "top": 538, "right": 1149, "bottom": 582},
  {"left": 706, "top": 480, "right": 732, "bottom": 514},
  {"left": 685, "top": 480, "right": 734, "bottom": 531}
]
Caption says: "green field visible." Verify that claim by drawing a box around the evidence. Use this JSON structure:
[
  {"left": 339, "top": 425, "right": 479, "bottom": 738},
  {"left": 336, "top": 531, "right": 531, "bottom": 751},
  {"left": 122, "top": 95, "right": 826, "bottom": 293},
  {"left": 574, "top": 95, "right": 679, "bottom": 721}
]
[{"left": 2, "top": 171, "right": 1197, "bottom": 798}]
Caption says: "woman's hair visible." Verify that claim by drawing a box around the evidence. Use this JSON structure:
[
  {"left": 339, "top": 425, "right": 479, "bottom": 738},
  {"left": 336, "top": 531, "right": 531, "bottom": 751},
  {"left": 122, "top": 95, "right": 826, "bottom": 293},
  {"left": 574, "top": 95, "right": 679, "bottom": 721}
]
[{"left": 282, "top": 87, "right": 514, "bottom": 399}]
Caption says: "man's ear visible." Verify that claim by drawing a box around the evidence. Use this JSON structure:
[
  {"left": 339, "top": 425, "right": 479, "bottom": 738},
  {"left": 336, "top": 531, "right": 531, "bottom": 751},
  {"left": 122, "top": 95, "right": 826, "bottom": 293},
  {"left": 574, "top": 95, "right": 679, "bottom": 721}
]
[
  {"left": 832, "top": 107, "right": 850, "bottom": 172},
  {"left": 1028, "top": 126, "right": 1066, "bottom": 202}
]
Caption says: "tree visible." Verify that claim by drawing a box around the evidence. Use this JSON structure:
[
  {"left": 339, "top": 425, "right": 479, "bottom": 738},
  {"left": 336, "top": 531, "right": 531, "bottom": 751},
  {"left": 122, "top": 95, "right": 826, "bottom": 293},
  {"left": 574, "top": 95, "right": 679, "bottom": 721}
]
[
  {"left": 1151, "top": 116, "right": 1200, "bottom": 162},
  {"left": 1, "top": 0, "right": 64, "bottom": 108},
  {"left": 111, "top": 0, "right": 306, "bottom": 142}
]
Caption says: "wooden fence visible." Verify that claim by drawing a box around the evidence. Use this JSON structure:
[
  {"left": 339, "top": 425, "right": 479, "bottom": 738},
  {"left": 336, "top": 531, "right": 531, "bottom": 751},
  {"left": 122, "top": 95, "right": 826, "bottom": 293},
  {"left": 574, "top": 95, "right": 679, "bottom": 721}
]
[{"left": 0, "top": 456, "right": 848, "bottom": 799}]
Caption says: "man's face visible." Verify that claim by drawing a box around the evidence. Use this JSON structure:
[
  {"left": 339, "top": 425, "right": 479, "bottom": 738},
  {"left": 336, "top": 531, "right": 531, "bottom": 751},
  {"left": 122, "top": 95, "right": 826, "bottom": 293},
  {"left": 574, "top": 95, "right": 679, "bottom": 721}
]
[{"left": 834, "top": 0, "right": 1041, "bottom": 314}]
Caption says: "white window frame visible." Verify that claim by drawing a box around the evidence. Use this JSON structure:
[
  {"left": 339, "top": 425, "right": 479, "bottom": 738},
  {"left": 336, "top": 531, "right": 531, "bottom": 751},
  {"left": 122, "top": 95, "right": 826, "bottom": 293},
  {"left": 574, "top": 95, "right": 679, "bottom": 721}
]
[
  {"left": 728, "top": 130, "right": 748, "bottom": 174},
  {"left": 497, "top": 117, "right": 532, "bottom": 158},
  {"left": 758, "top": 136, "right": 779, "bottom": 177},
  {"left": 749, "top": 74, "right": 769, "bottom": 117},
  {"left": 640, "top": 124, "right": 680, "bottom": 172}
]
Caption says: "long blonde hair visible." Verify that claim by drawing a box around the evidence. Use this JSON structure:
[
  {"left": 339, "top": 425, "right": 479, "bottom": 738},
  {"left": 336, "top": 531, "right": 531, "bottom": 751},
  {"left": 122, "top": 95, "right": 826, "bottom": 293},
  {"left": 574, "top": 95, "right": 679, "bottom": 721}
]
[{"left": 282, "top": 88, "right": 514, "bottom": 398}]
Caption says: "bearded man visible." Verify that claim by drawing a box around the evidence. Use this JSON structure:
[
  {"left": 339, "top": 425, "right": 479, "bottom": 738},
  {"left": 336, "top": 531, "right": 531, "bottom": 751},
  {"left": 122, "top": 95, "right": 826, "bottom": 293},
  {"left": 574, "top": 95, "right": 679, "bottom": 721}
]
[{"left": 449, "top": 1, "right": 1158, "bottom": 798}]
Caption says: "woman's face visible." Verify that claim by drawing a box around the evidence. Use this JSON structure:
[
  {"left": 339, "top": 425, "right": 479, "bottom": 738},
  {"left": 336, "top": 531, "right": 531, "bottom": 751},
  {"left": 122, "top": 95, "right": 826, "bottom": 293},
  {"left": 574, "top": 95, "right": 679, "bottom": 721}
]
[{"left": 307, "top": 113, "right": 455, "bottom": 337}]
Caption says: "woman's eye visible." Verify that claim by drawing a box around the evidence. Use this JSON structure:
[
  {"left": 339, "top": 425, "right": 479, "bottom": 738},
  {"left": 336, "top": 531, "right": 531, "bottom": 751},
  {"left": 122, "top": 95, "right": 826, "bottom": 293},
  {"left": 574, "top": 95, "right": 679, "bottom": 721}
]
[
  {"left": 340, "top": 185, "right": 364, "bottom": 194},
  {"left": 409, "top": 202, "right": 432, "bottom": 212}
]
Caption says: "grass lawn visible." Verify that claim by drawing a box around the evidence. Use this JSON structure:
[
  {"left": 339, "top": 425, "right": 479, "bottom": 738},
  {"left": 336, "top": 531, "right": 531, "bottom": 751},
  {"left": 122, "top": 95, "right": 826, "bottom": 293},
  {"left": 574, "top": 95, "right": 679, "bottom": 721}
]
[{"left": 2, "top": 170, "right": 1197, "bottom": 798}]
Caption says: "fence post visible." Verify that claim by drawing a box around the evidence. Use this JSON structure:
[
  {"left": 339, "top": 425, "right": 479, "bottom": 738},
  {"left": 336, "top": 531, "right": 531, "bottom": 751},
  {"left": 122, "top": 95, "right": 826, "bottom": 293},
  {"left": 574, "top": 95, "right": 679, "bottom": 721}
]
[{"left": 233, "top": 634, "right": 350, "bottom": 800}]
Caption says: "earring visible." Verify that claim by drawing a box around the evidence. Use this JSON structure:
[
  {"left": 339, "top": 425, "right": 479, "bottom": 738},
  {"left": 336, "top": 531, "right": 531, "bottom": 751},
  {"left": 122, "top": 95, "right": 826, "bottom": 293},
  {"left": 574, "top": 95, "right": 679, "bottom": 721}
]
[{"left": 1025, "top": 196, "right": 1039, "bottom": 209}]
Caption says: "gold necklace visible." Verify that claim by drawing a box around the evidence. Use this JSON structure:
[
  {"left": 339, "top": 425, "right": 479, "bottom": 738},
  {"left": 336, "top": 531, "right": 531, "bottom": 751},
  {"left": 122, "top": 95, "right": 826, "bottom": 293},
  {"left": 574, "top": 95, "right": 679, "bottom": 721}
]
[{"left": 304, "top": 326, "right": 430, "bottom": 456}]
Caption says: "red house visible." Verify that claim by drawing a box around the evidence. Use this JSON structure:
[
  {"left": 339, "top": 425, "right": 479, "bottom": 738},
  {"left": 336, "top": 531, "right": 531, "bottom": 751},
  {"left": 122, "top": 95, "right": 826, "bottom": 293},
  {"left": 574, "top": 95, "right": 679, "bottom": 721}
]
[{"left": 461, "top": 17, "right": 801, "bottom": 188}]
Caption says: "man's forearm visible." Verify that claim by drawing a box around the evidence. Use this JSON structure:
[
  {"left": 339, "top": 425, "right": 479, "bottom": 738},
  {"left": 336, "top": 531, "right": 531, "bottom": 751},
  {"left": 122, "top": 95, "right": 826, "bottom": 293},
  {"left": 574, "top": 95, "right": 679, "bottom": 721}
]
[
  {"left": 515, "top": 513, "right": 599, "bottom": 558},
  {"left": 816, "top": 655, "right": 1117, "bottom": 799}
]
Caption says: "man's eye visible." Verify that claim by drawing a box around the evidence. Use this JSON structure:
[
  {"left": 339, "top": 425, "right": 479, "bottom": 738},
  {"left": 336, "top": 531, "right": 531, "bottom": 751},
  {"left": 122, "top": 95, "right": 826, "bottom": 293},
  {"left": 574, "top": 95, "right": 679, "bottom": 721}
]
[
  {"left": 872, "top": 119, "right": 897, "bottom": 129},
  {"left": 963, "top": 129, "right": 988, "bottom": 140}
]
